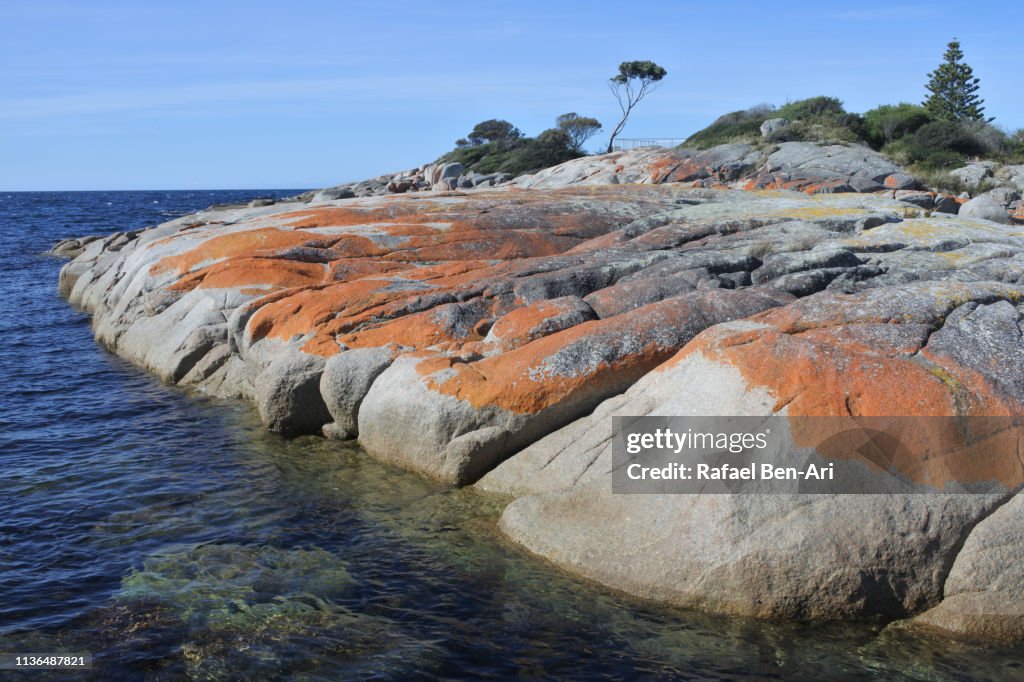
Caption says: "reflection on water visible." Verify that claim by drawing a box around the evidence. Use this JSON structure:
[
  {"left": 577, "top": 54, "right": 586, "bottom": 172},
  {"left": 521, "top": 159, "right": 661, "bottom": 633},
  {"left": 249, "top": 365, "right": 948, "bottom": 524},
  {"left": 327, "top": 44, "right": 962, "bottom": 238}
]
[{"left": 1, "top": 191, "right": 1021, "bottom": 680}]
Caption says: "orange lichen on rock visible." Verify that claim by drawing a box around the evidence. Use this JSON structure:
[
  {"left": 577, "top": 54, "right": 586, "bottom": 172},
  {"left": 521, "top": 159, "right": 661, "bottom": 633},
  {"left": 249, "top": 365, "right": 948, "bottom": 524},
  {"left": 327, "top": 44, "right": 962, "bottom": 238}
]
[
  {"left": 400, "top": 260, "right": 497, "bottom": 283},
  {"left": 421, "top": 317, "right": 663, "bottom": 415},
  {"left": 150, "top": 228, "right": 322, "bottom": 276},
  {"left": 484, "top": 297, "right": 595, "bottom": 352},
  {"left": 646, "top": 155, "right": 681, "bottom": 183},
  {"left": 421, "top": 288, "right": 789, "bottom": 415},
  {"left": 380, "top": 229, "right": 579, "bottom": 262},
  {"left": 692, "top": 322, "right": 963, "bottom": 416},
  {"left": 275, "top": 205, "right": 435, "bottom": 230},
  {"left": 168, "top": 257, "right": 328, "bottom": 292},
  {"left": 327, "top": 258, "right": 412, "bottom": 283},
  {"left": 335, "top": 298, "right": 506, "bottom": 352},
  {"left": 661, "top": 283, "right": 1024, "bottom": 489},
  {"left": 246, "top": 279, "right": 395, "bottom": 346}
]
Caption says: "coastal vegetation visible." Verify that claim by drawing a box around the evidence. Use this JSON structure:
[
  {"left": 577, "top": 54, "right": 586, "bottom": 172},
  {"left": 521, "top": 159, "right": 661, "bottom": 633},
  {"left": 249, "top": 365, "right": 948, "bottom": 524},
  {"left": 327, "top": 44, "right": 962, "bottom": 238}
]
[
  {"left": 441, "top": 43, "right": 1019, "bottom": 196},
  {"left": 438, "top": 115, "right": 594, "bottom": 177},
  {"left": 683, "top": 98, "right": 1022, "bottom": 194},
  {"left": 682, "top": 40, "right": 1022, "bottom": 191}
]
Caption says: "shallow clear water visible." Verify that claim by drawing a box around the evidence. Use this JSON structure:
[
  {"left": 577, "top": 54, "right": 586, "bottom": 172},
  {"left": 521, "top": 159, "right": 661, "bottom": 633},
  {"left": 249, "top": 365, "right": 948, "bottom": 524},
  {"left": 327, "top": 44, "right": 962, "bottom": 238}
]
[{"left": 1, "top": 190, "right": 1021, "bottom": 680}]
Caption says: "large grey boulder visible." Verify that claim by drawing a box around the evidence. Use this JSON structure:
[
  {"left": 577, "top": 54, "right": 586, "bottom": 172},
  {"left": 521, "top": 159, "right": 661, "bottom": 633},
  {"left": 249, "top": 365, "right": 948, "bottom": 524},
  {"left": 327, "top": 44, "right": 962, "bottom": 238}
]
[
  {"left": 933, "top": 194, "right": 961, "bottom": 214},
  {"left": 115, "top": 289, "right": 233, "bottom": 383},
  {"left": 489, "top": 280, "right": 1024, "bottom": 622},
  {"left": 500, "top": 488, "right": 1003, "bottom": 620},
  {"left": 320, "top": 347, "right": 395, "bottom": 439},
  {"left": 959, "top": 195, "right": 1012, "bottom": 224},
  {"left": 1006, "top": 165, "right": 1024, "bottom": 192},
  {"left": 950, "top": 163, "right": 994, "bottom": 189},
  {"left": 760, "top": 117, "right": 789, "bottom": 137},
  {"left": 313, "top": 186, "right": 356, "bottom": 202},
  {"left": 430, "top": 162, "right": 465, "bottom": 190},
  {"left": 883, "top": 172, "right": 918, "bottom": 190},
  {"left": 254, "top": 351, "right": 331, "bottom": 435},
  {"left": 357, "top": 353, "right": 525, "bottom": 485},
  {"left": 764, "top": 142, "right": 901, "bottom": 182},
  {"left": 909, "top": 494, "right": 1024, "bottom": 641},
  {"left": 983, "top": 186, "right": 1021, "bottom": 208}
]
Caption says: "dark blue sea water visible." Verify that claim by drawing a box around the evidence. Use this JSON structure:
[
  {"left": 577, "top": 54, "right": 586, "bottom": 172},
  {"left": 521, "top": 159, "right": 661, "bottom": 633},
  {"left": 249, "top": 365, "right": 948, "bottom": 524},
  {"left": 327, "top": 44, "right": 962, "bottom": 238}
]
[{"left": 1, "top": 190, "right": 1021, "bottom": 681}]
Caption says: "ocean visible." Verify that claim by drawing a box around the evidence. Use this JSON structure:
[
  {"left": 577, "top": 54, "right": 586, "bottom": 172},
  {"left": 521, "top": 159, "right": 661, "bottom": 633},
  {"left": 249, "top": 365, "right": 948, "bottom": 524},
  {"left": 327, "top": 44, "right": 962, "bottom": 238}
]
[{"left": 0, "top": 190, "right": 1018, "bottom": 680}]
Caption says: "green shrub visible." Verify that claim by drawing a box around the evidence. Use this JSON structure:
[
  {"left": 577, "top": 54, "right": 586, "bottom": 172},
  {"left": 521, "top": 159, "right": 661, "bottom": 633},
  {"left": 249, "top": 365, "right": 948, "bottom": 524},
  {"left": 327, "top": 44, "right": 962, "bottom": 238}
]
[
  {"left": 495, "top": 129, "right": 579, "bottom": 176},
  {"left": 885, "top": 119, "right": 987, "bottom": 169},
  {"left": 442, "top": 142, "right": 497, "bottom": 167},
  {"left": 909, "top": 167, "right": 999, "bottom": 195},
  {"left": 686, "top": 97, "right": 872, "bottom": 149},
  {"left": 964, "top": 121, "right": 1017, "bottom": 158},
  {"left": 1008, "top": 129, "right": 1024, "bottom": 162},
  {"left": 778, "top": 97, "right": 868, "bottom": 143},
  {"left": 775, "top": 96, "right": 846, "bottom": 120},
  {"left": 862, "top": 103, "right": 932, "bottom": 147},
  {"left": 764, "top": 120, "right": 861, "bottom": 145},
  {"left": 915, "top": 120, "right": 987, "bottom": 155},
  {"left": 920, "top": 149, "right": 967, "bottom": 169},
  {"left": 683, "top": 106, "right": 772, "bottom": 149},
  {"left": 438, "top": 121, "right": 581, "bottom": 176}
]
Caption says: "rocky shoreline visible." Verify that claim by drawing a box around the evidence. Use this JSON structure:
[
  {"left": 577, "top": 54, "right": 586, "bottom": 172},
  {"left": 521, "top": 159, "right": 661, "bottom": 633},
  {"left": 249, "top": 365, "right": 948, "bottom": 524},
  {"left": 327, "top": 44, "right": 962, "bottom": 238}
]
[{"left": 54, "top": 142, "right": 1024, "bottom": 642}]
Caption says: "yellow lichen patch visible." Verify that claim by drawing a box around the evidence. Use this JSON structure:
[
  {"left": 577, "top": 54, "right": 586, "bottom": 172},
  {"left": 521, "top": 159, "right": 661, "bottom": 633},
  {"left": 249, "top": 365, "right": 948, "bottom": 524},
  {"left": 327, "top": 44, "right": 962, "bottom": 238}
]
[
  {"left": 889, "top": 219, "right": 966, "bottom": 239},
  {"left": 769, "top": 206, "right": 870, "bottom": 220},
  {"left": 922, "top": 362, "right": 964, "bottom": 393}
]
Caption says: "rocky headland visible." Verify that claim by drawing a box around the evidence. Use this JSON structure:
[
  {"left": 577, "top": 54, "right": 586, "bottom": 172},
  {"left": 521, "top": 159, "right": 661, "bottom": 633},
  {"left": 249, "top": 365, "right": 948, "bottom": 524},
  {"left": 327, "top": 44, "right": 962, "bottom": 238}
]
[{"left": 54, "top": 141, "right": 1024, "bottom": 642}]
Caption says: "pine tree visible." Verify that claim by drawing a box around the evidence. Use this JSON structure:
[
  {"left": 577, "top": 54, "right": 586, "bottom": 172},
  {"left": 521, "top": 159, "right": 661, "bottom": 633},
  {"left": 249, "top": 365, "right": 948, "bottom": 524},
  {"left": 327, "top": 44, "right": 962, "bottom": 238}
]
[{"left": 923, "top": 39, "right": 988, "bottom": 122}]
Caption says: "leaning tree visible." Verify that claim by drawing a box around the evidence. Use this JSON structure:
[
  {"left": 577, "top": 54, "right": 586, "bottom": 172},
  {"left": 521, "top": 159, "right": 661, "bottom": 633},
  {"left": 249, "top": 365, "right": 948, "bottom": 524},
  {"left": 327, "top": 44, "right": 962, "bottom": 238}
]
[{"left": 605, "top": 60, "right": 667, "bottom": 153}]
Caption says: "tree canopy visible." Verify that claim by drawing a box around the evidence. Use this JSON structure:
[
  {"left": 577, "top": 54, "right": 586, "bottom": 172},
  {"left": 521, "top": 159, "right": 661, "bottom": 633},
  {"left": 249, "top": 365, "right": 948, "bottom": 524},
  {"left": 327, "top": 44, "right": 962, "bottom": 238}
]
[
  {"left": 556, "top": 112, "right": 602, "bottom": 153},
  {"left": 606, "top": 60, "right": 667, "bottom": 153},
  {"left": 440, "top": 117, "right": 584, "bottom": 176},
  {"left": 923, "top": 39, "right": 988, "bottom": 122},
  {"left": 467, "top": 119, "right": 522, "bottom": 147}
]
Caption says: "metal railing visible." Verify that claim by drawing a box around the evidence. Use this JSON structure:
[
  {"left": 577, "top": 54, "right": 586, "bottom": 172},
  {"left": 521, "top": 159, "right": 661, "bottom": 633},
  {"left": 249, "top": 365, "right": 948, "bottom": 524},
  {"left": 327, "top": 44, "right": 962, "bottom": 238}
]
[{"left": 611, "top": 137, "right": 687, "bottom": 150}]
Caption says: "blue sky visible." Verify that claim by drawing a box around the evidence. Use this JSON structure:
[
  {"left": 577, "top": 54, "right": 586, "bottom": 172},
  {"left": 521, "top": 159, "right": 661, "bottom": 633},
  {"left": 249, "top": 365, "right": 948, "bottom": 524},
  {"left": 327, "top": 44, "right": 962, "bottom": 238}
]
[{"left": 2, "top": 0, "right": 1021, "bottom": 190}]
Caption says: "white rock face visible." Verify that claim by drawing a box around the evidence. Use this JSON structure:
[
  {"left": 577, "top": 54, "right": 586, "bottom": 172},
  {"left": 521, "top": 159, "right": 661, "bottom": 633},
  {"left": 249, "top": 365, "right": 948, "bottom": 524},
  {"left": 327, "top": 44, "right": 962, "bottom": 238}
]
[
  {"left": 909, "top": 493, "right": 1024, "bottom": 641},
  {"left": 501, "top": 487, "right": 1002, "bottom": 619}
]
